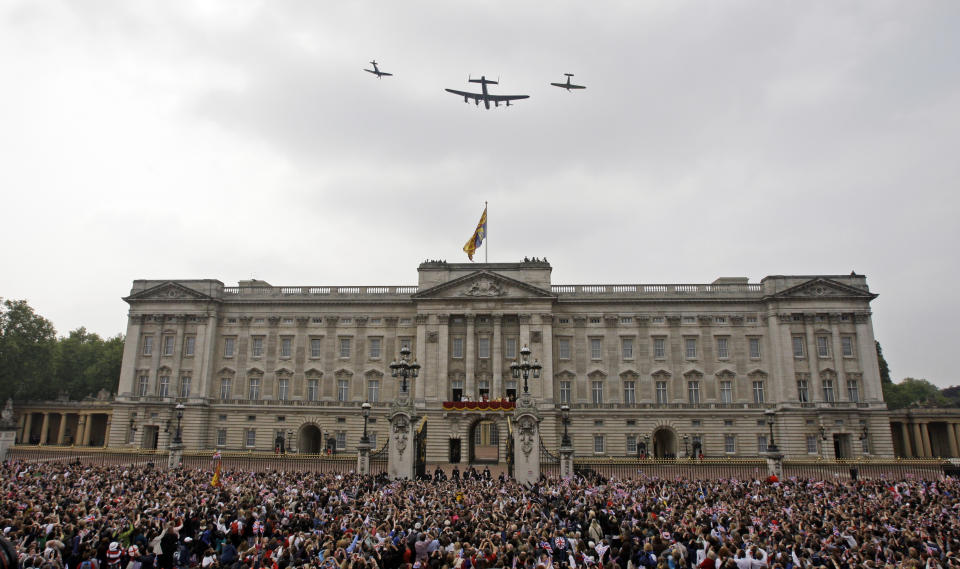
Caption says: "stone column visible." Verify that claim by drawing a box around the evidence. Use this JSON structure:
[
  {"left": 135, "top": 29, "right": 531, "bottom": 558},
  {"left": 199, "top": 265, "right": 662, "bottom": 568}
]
[
  {"left": 920, "top": 423, "right": 933, "bottom": 457},
  {"left": 38, "top": 413, "right": 50, "bottom": 446},
  {"left": 197, "top": 314, "right": 219, "bottom": 400},
  {"left": 912, "top": 423, "right": 925, "bottom": 457},
  {"left": 559, "top": 433, "right": 574, "bottom": 479},
  {"left": 22, "top": 413, "right": 33, "bottom": 445},
  {"left": 954, "top": 424, "right": 960, "bottom": 459},
  {"left": 512, "top": 393, "right": 541, "bottom": 485},
  {"left": 103, "top": 415, "right": 112, "bottom": 447},
  {"left": 81, "top": 414, "right": 92, "bottom": 447},
  {"left": 540, "top": 314, "right": 554, "bottom": 404},
  {"left": 388, "top": 406, "right": 417, "bottom": 480},
  {"left": 900, "top": 423, "right": 914, "bottom": 457},
  {"left": 492, "top": 314, "right": 503, "bottom": 398},
  {"left": 56, "top": 414, "right": 68, "bottom": 445},
  {"left": 118, "top": 314, "right": 144, "bottom": 397},
  {"left": 765, "top": 450, "right": 784, "bottom": 479},
  {"left": 947, "top": 422, "right": 959, "bottom": 458},
  {"left": 465, "top": 315, "right": 476, "bottom": 398},
  {"left": 804, "top": 315, "right": 822, "bottom": 402},
  {"left": 414, "top": 315, "right": 427, "bottom": 405},
  {"left": 854, "top": 313, "right": 882, "bottom": 402},
  {"left": 357, "top": 438, "right": 372, "bottom": 475},
  {"left": 16, "top": 414, "right": 26, "bottom": 444},
  {"left": 768, "top": 314, "right": 791, "bottom": 404},
  {"left": 167, "top": 437, "right": 184, "bottom": 470},
  {"left": 438, "top": 314, "right": 450, "bottom": 401}
]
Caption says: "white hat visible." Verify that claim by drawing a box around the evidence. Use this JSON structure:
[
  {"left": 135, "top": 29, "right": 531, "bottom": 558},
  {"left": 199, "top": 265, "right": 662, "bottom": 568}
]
[
  {"left": 109, "top": 542, "right": 120, "bottom": 551},
  {"left": 184, "top": 537, "right": 193, "bottom": 543}
]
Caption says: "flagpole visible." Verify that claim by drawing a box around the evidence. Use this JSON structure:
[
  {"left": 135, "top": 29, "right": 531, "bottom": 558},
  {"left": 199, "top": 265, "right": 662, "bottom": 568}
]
[{"left": 485, "top": 200, "right": 488, "bottom": 263}]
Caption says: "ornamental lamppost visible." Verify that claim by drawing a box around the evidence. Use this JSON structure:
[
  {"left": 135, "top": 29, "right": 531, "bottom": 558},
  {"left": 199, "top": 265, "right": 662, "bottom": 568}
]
[
  {"left": 510, "top": 345, "right": 542, "bottom": 395},
  {"left": 173, "top": 403, "right": 185, "bottom": 444},
  {"left": 682, "top": 434, "right": 690, "bottom": 458},
  {"left": 560, "top": 404, "right": 571, "bottom": 447},
  {"left": 389, "top": 346, "right": 421, "bottom": 395},
  {"left": 860, "top": 424, "right": 870, "bottom": 455},
  {"left": 361, "top": 402, "right": 372, "bottom": 444},
  {"left": 764, "top": 409, "right": 779, "bottom": 453}
]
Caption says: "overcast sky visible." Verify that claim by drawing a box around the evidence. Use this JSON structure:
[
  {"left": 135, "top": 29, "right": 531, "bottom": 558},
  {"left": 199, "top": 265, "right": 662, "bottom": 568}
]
[{"left": 2, "top": 1, "right": 958, "bottom": 386}]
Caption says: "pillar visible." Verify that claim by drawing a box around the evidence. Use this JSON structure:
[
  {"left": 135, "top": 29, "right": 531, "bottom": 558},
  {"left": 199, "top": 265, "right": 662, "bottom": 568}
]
[
  {"left": 920, "top": 422, "right": 933, "bottom": 458},
  {"left": 56, "top": 414, "right": 68, "bottom": 445},
  {"left": 387, "top": 409, "right": 417, "bottom": 480},
  {"left": 465, "top": 315, "right": 476, "bottom": 398},
  {"left": 22, "top": 413, "right": 33, "bottom": 444},
  {"left": 38, "top": 413, "right": 51, "bottom": 446},
  {"left": 912, "top": 423, "right": 924, "bottom": 457},
  {"left": 492, "top": 314, "right": 502, "bottom": 398},
  {"left": 414, "top": 314, "right": 427, "bottom": 404},
  {"left": 540, "top": 314, "right": 554, "bottom": 404},
  {"left": 513, "top": 400, "right": 541, "bottom": 486},
  {"left": 900, "top": 423, "right": 913, "bottom": 457},
  {"left": 103, "top": 415, "right": 112, "bottom": 447},
  {"left": 438, "top": 314, "right": 450, "bottom": 401},
  {"left": 357, "top": 438, "right": 372, "bottom": 475},
  {"left": 16, "top": 414, "right": 26, "bottom": 444},
  {"left": 947, "top": 422, "right": 959, "bottom": 458},
  {"left": 80, "top": 413, "right": 92, "bottom": 447}
]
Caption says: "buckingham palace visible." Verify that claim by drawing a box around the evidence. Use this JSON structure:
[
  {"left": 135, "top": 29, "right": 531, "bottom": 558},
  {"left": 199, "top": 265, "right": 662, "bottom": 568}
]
[{"left": 101, "top": 260, "right": 894, "bottom": 463}]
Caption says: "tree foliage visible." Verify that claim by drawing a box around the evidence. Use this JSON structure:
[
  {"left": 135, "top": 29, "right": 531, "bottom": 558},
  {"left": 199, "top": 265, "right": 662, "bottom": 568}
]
[
  {"left": 883, "top": 377, "right": 948, "bottom": 410},
  {"left": 875, "top": 341, "right": 892, "bottom": 384}
]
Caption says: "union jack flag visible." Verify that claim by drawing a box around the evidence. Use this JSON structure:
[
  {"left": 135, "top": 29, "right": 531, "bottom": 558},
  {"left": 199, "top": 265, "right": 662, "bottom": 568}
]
[
  {"left": 253, "top": 521, "right": 264, "bottom": 535},
  {"left": 539, "top": 541, "right": 553, "bottom": 553}
]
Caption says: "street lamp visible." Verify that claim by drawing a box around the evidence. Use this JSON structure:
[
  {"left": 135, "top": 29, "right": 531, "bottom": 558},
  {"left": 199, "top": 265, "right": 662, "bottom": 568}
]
[
  {"left": 361, "top": 402, "right": 372, "bottom": 444},
  {"left": 510, "top": 345, "right": 542, "bottom": 394},
  {"left": 764, "top": 409, "right": 778, "bottom": 453},
  {"left": 389, "top": 346, "right": 421, "bottom": 395},
  {"left": 682, "top": 434, "right": 690, "bottom": 457},
  {"left": 860, "top": 424, "right": 870, "bottom": 455},
  {"left": 173, "top": 403, "right": 185, "bottom": 444},
  {"left": 560, "top": 404, "right": 571, "bottom": 447}
]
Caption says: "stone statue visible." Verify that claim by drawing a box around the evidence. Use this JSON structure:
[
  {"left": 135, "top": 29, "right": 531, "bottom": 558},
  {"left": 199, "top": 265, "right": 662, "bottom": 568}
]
[{"left": 0, "top": 399, "right": 13, "bottom": 428}]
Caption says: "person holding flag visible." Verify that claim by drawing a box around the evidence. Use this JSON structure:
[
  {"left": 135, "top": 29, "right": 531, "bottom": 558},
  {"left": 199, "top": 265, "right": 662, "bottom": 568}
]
[
  {"left": 211, "top": 450, "right": 222, "bottom": 487},
  {"left": 463, "top": 204, "right": 487, "bottom": 261}
]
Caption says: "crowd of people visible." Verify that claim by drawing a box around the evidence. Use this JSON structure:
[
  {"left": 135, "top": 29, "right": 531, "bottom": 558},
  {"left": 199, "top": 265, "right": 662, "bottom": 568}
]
[{"left": 2, "top": 460, "right": 959, "bottom": 569}]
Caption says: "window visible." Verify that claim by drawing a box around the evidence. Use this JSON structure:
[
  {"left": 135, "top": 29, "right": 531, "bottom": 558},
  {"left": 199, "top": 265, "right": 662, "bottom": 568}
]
[
  {"left": 822, "top": 379, "right": 835, "bottom": 402},
  {"left": 224, "top": 337, "right": 235, "bottom": 358},
  {"left": 158, "top": 375, "right": 170, "bottom": 398},
  {"left": 335, "top": 431, "right": 346, "bottom": 450},
  {"left": 280, "top": 337, "right": 292, "bottom": 358},
  {"left": 841, "top": 336, "right": 854, "bottom": 357},
  {"left": 245, "top": 429, "right": 256, "bottom": 448},
  {"left": 339, "top": 338, "right": 351, "bottom": 358},
  {"left": 792, "top": 336, "right": 805, "bottom": 358},
  {"left": 758, "top": 435, "right": 768, "bottom": 453},
  {"left": 591, "top": 380, "right": 603, "bottom": 404},
  {"left": 749, "top": 337, "right": 761, "bottom": 359},
  {"left": 505, "top": 337, "right": 517, "bottom": 359},
  {"left": 180, "top": 376, "right": 191, "bottom": 398},
  {"left": 310, "top": 338, "right": 322, "bottom": 358},
  {"left": 593, "top": 434, "right": 605, "bottom": 454},
  {"left": 368, "top": 379, "right": 380, "bottom": 402},
  {"left": 746, "top": 316, "right": 758, "bottom": 323},
  {"left": 161, "top": 336, "right": 174, "bottom": 356},
  {"left": 652, "top": 316, "right": 665, "bottom": 323},
  {"left": 248, "top": 377, "right": 261, "bottom": 400},
  {"left": 620, "top": 316, "right": 633, "bottom": 324},
  {"left": 590, "top": 338, "right": 602, "bottom": 360},
  {"left": 138, "top": 375, "right": 149, "bottom": 396},
  {"left": 220, "top": 378, "right": 232, "bottom": 400},
  {"left": 368, "top": 338, "right": 382, "bottom": 359},
  {"left": 683, "top": 316, "right": 695, "bottom": 324},
  {"left": 184, "top": 337, "right": 195, "bottom": 357},
  {"left": 559, "top": 380, "right": 571, "bottom": 404},
  {"left": 656, "top": 381, "right": 668, "bottom": 404},
  {"left": 716, "top": 337, "right": 729, "bottom": 359},
  {"left": 340, "top": 317, "right": 352, "bottom": 325},
  {"left": 817, "top": 336, "right": 830, "bottom": 357},
  {"left": 685, "top": 338, "right": 697, "bottom": 359},
  {"left": 752, "top": 381, "right": 764, "bottom": 404},
  {"left": 337, "top": 379, "right": 349, "bottom": 402},
  {"left": 724, "top": 419, "right": 734, "bottom": 427},
  {"left": 478, "top": 380, "right": 490, "bottom": 399},
  {"left": 715, "top": 316, "right": 726, "bottom": 324},
  {"left": 307, "top": 379, "right": 318, "bottom": 402},
  {"left": 277, "top": 378, "right": 289, "bottom": 401},
  {"left": 558, "top": 318, "right": 570, "bottom": 324},
  {"left": 451, "top": 380, "right": 464, "bottom": 402},
  {"left": 142, "top": 336, "right": 153, "bottom": 356},
  {"left": 621, "top": 338, "right": 634, "bottom": 359},
  {"left": 653, "top": 338, "right": 666, "bottom": 359},
  {"left": 724, "top": 434, "right": 736, "bottom": 454},
  {"left": 452, "top": 337, "right": 464, "bottom": 358},
  {"left": 311, "top": 317, "right": 322, "bottom": 324},
  {"left": 478, "top": 337, "right": 490, "bottom": 359},
  {"left": 623, "top": 380, "right": 636, "bottom": 404},
  {"left": 217, "top": 429, "right": 227, "bottom": 447},
  {"left": 626, "top": 435, "right": 638, "bottom": 454},
  {"left": 590, "top": 317, "right": 601, "bottom": 324},
  {"left": 369, "top": 318, "right": 381, "bottom": 325},
  {"left": 252, "top": 336, "right": 264, "bottom": 357},
  {"left": 282, "top": 318, "right": 293, "bottom": 325},
  {"left": 399, "top": 338, "right": 412, "bottom": 353},
  {"left": 806, "top": 434, "right": 818, "bottom": 454},
  {"left": 687, "top": 381, "right": 701, "bottom": 404},
  {"left": 847, "top": 380, "right": 859, "bottom": 402},
  {"left": 399, "top": 318, "right": 412, "bottom": 326},
  {"left": 720, "top": 381, "right": 733, "bottom": 404},
  {"left": 797, "top": 379, "right": 809, "bottom": 403},
  {"left": 505, "top": 380, "right": 517, "bottom": 400},
  {"left": 558, "top": 338, "right": 571, "bottom": 360}
]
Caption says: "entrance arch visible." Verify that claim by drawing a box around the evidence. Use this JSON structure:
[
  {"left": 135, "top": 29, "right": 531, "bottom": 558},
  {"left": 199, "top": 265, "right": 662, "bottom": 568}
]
[
  {"left": 652, "top": 427, "right": 677, "bottom": 458},
  {"left": 298, "top": 424, "right": 324, "bottom": 454},
  {"left": 469, "top": 419, "right": 500, "bottom": 463}
]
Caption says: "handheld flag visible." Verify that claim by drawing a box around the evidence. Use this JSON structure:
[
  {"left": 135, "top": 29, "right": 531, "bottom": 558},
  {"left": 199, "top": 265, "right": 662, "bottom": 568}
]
[
  {"left": 463, "top": 206, "right": 487, "bottom": 261},
  {"left": 211, "top": 451, "right": 222, "bottom": 487}
]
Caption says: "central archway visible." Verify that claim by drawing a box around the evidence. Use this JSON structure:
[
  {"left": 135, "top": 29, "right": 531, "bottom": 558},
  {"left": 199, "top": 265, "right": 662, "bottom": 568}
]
[
  {"left": 652, "top": 427, "right": 677, "bottom": 458},
  {"left": 298, "top": 424, "right": 324, "bottom": 454}
]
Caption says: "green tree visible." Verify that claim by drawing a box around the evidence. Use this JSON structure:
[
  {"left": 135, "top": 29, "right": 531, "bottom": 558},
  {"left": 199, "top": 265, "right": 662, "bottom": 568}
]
[
  {"left": 876, "top": 341, "right": 892, "bottom": 384},
  {"left": 0, "top": 299, "right": 58, "bottom": 401},
  {"left": 883, "top": 377, "right": 947, "bottom": 410},
  {"left": 54, "top": 328, "right": 124, "bottom": 399}
]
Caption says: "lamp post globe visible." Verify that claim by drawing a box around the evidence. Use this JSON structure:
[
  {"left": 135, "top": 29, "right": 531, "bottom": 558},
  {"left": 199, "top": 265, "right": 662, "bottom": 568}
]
[
  {"left": 361, "top": 402, "right": 372, "bottom": 444},
  {"left": 560, "top": 404, "right": 571, "bottom": 447},
  {"left": 764, "top": 409, "right": 779, "bottom": 453},
  {"left": 174, "top": 403, "right": 185, "bottom": 444},
  {"left": 390, "top": 346, "right": 420, "bottom": 396},
  {"left": 511, "top": 345, "right": 542, "bottom": 394}
]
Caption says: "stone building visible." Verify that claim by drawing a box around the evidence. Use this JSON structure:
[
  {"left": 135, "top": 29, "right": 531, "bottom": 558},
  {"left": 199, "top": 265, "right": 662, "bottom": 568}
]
[{"left": 104, "top": 260, "right": 893, "bottom": 462}]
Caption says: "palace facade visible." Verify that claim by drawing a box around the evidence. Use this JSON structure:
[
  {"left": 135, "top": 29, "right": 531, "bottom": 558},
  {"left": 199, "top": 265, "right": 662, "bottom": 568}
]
[{"left": 102, "top": 261, "right": 894, "bottom": 462}]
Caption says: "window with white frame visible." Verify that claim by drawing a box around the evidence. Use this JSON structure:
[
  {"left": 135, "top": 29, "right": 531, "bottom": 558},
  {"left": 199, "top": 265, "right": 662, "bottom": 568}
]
[
  {"left": 216, "top": 428, "right": 227, "bottom": 447},
  {"left": 280, "top": 337, "right": 292, "bottom": 358},
  {"left": 399, "top": 338, "right": 412, "bottom": 352},
  {"left": 368, "top": 337, "right": 382, "bottom": 359},
  {"left": 720, "top": 381, "right": 733, "bottom": 404},
  {"left": 252, "top": 336, "right": 264, "bottom": 357},
  {"left": 752, "top": 381, "right": 765, "bottom": 404},
  {"left": 626, "top": 435, "right": 638, "bottom": 455},
  {"left": 797, "top": 379, "right": 809, "bottom": 403},
  {"left": 339, "top": 338, "right": 351, "bottom": 358},
  {"left": 806, "top": 434, "right": 818, "bottom": 454},
  {"left": 158, "top": 375, "right": 170, "bottom": 398},
  {"left": 224, "top": 337, "right": 235, "bottom": 358},
  {"left": 558, "top": 338, "right": 571, "bottom": 359},
  {"left": 368, "top": 379, "right": 380, "bottom": 402},
  {"left": 477, "top": 379, "right": 490, "bottom": 399},
  {"left": 310, "top": 338, "right": 322, "bottom": 358},
  {"left": 220, "top": 378, "right": 232, "bottom": 400},
  {"left": 184, "top": 336, "right": 195, "bottom": 357},
  {"left": 822, "top": 379, "right": 835, "bottom": 402},
  {"left": 716, "top": 337, "right": 729, "bottom": 359},
  {"left": 277, "top": 378, "right": 289, "bottom": 400},
  {"left": 505, "top": 337, "right": 517, "bottom": 360},
  {"left": 623, "top": 380, "right": 636, "bottom": 404},
  {"left": 248, "top": 377, "right": 261, "bottom": 400},
  {"left": 451, "top": 379, "right": 464, "bottom": 401},
  {"left": 757, "top": 434, "right": 768, "bottom": 453},
  {"left": 180, "top": 376, "right": 191, "bottom": 398},
  {"left": 591, "top": 380, "right": 603, "bottom": 404},
  {"left": 725, "top": 434, "right": 736, "bottom": 454},
  {"left": 687, "top": 381, "right": 701, "bottom": 404},
  {"left": 245, "top": 429, "right": 256, "bottom": 448},
  {"left": 792, "top": 336, "right": 805, "bottom": 358},
  {"left": 621, "top": 337, "right": 634, "bottom": 360},
  {"left": 337, "top": 379, "right": 349, "bottom": 402},
  {"left": 847, "top": 379, "right": 859, "bottom": 402},
  {"left": 590, "top": 338, "right": 602, "bottom": 360},
  {"left": 138, "top": 375, "right": 149, "bottom": 396},
  {"left": 478, "top": 337, "right": 490, "bottom": 359},
  {"left": 749, "top": 337, "right": 761, "bottom": 359},
  {"left": 593, "top": 434, "right": 605, "bottom": 454},
  {"left": 142, "top": 336, "right": 153, "bottom": 356},
  {"left": 559, "top": 380, "right": 571, "bottom": 404},
  {"left": 307, "top": 379, "right": 318, "bottom": 401},
  {"left": 452, "top": 337, "right": 464, "bottom": 358},
  {"left": 653, "top": 337, "right": 666, "bottom": 359},
  {"left": 336, "top": 431, "right": 346, "bottom": 450},
  {"left": 163, "top": 336, "right": 174, "bottom": 356},
  {"left": 656, "top": 381, "right": 668, "bottom": 404},
  {"left": 685, "top": 338, "right": 697, "bottom": 359},
  {"left": 817, "top": 336, "right": 830, "bottom": 357},
  {"left": 841, "top": 336, "right": 854, "bottom": 357}
]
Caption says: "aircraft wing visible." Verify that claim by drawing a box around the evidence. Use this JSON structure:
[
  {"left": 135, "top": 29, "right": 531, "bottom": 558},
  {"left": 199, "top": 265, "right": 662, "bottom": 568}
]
[
  {"left": 486, "top": 94, "right": 529, "bottom": 101},
  {"left": 445, "top": 89, "right": 483, "bottom": 101}
]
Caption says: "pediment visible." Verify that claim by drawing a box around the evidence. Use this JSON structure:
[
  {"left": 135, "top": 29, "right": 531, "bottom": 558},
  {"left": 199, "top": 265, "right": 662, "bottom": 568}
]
[
  {"left": 769, "top": 278, "right": 877, "bottom": 300},
  {"left": 412, "top": 270, "right": 555, "bottom": 300},
  {"left": 217, "top": 366, "right": 236, "bottom": 376},
  {"left": 125, "top": 282, "right": 218, "bottom": 302},
  {"left": 587, "top": 369, "right": 607, "bottom": 380},
  {"left": 554, "top": 369, "right": 576, "bottom": 380},
  {"left": 619, "top": 368, "right": 640, "bottom": 380}
]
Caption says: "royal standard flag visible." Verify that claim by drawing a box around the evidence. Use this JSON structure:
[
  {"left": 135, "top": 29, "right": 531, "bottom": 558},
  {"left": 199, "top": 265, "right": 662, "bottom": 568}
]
[{"left": 463, "top": 206, "right": 487, "bottom": 261}]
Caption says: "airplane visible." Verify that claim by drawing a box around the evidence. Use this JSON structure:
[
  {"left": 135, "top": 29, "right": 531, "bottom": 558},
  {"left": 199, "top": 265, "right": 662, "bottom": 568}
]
[
  {"left": 445, "top": 76, "right": 529, "bottom": 109},
  {"left": 550, "top": 73, "right": 586, "bottom": 91},
  {"left": 364, "top": 60, "right": 392, "bottom": 78}
]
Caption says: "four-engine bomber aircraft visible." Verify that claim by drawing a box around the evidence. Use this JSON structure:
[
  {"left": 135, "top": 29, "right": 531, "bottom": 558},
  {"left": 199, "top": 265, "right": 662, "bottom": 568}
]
[
  {"left": 550, "top": 73, "right": 586, "bottom": 91},
  {"left": 364, "top": 60, "right": 393, "bottom": 78},
  {"left": 445, "top": 76, "right": 529, "bottom": 109}
]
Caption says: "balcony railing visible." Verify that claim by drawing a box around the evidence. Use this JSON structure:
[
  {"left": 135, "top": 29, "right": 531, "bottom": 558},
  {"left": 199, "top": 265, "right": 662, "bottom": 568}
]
[
  {"left": 221, "top": 286, "right": 419, "bottom": 297},
  {"left": 551, "top": 283, "right": 763, "bottom": 297}
]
